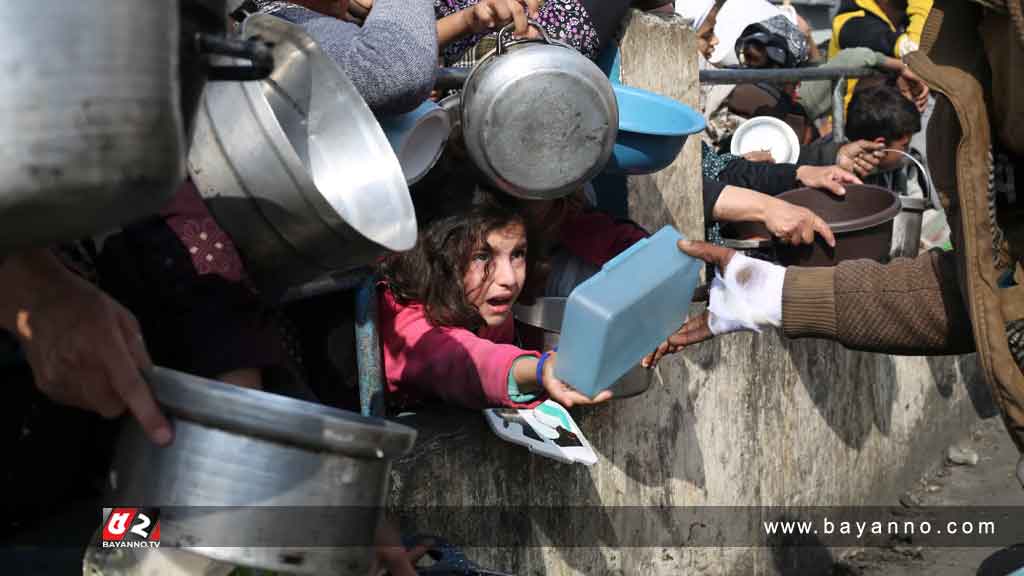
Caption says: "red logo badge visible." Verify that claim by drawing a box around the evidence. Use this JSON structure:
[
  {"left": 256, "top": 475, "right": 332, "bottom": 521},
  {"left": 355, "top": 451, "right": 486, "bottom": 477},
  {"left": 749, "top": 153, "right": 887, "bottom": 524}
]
[{"left": 100, "top": 508, "right": 161, "bottom": 548}]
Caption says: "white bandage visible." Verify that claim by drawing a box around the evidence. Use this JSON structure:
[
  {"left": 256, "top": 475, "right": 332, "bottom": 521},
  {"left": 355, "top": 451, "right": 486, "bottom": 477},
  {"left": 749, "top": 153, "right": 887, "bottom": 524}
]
[{"left": 707, "top": 253, "right": 786, "bottom": 336}]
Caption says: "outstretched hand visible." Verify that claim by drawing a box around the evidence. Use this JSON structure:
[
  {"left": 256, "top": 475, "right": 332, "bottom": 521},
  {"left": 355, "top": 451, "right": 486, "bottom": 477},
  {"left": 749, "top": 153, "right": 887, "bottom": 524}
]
[
  {"left": 642, "top": 240, "right": 736, "bottom": 368},
  {"left": 643, "top": 240, "right": 787, "bottom": 368},
  {"left": 541, "top": 353, "right": 613, "bottom": 407}
]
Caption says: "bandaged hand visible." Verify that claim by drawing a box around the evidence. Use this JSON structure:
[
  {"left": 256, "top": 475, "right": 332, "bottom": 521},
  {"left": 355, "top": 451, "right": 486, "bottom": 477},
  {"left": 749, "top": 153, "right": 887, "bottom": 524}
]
[{"left": 642, "top": 241, "right": 786, "bottom": 368}]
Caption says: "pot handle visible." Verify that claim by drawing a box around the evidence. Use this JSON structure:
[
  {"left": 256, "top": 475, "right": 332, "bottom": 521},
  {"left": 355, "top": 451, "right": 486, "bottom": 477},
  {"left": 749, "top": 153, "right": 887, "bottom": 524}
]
[
  {"left": 881, "top": 148, "right": 939, "bottom": 211},
  {"left": 720, "top": 238, "right": 774, "bottom": 250},
  {"left": 496, "top": 19, "right": 572, "bottom": 55},
  {"left": 197, "top": 33, "right": 274, "bottom": 82}
]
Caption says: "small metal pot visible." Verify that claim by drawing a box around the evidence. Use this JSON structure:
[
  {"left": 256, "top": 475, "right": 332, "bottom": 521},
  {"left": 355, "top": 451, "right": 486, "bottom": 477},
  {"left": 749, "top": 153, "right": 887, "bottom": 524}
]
[
  {"left": 885, "top": 148, "right": 936, "bottom": 259},
  {"left": 513, "top": 297, "right": 651, "bottom": 399},
  {"left": 188, "top": 15, "right": 416, "bottom": 300},
  {"left": 0, "top": 0, "right": 185, "bottom": 253},
  {"left": 461, "top": 21, "right": 618, "bottom": 199},
  {"left": 109, "top": 367, "right": 417, "bottom": 575}
]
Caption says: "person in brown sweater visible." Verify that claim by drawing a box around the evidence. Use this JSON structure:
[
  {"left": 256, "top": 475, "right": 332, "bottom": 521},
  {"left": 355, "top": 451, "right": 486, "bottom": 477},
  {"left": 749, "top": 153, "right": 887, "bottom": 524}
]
[{"left": 647, "top": 0, "right": 1024, "bottom": 488}]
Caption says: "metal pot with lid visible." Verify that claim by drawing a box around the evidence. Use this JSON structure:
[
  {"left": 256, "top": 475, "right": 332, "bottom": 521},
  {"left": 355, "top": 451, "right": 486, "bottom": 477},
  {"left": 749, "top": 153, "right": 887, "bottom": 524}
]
[
  {"left": 461, "top": 21, "right": 618, "bottom": 200},
  {"left": 109, "top": 367, "right": 417, "bottom": 575}
]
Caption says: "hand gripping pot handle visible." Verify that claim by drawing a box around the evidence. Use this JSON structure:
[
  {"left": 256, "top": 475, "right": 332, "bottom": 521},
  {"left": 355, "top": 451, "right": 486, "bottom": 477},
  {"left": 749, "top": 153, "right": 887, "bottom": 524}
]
[{"left": 496, "top": 18, "right": 571, "bottom": 54}]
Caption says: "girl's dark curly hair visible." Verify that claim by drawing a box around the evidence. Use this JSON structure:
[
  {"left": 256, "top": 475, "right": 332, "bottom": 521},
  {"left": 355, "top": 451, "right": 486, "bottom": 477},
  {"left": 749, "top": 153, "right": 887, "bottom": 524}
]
[{"left": 379, "top": 178, "right": 541, "bottom": 331}]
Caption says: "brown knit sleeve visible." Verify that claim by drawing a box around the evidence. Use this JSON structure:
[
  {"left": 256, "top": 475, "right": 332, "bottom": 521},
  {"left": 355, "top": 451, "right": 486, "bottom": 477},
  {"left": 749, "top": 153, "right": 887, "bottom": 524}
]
[{"left": 783, "top": 250, "right": 975, "bottom": 355}]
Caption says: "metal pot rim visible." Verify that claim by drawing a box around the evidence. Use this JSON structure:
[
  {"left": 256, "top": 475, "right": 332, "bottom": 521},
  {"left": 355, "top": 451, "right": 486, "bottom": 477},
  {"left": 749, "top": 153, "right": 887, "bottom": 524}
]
[{"left": 148, "top": 366, "right": 416, "bottom": 459}]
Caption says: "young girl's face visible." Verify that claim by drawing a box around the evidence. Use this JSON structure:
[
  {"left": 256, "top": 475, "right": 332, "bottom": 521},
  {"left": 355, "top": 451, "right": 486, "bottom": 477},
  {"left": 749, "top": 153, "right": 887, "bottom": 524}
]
[{"left": 463, "top": 221, "right": 528, "bottom": 327}]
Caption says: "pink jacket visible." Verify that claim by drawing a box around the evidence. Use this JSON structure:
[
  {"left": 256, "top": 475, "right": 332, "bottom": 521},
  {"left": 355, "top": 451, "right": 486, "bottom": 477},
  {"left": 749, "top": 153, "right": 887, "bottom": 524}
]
[
  {"left": 378, "top": 210, "right": 648, "bottom": 411},
  {"left": 379, "top": 288, "right": 541, "bottom": 410}
]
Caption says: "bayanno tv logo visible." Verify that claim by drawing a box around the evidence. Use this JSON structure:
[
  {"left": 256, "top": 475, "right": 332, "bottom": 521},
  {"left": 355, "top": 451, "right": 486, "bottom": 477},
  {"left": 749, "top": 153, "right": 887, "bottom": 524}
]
[{"left": 100, "top": 507, "right": 161, "bottom": 549}]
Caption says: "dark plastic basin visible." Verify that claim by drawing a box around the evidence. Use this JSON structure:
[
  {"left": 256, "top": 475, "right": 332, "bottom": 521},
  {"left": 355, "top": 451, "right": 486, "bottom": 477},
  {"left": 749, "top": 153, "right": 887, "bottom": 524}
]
[{"left": 731, "top": 184, "right": 901, "bottom": 267}]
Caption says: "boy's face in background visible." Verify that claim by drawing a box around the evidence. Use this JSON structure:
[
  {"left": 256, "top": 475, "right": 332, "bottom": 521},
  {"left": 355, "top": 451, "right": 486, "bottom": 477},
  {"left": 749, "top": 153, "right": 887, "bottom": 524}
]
[{"left": 877, "top": 134, "right": 911, "bottom": 172}]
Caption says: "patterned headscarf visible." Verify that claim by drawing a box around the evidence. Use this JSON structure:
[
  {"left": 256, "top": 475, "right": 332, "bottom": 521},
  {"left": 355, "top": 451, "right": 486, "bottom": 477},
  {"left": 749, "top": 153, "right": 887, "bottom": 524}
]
[{"left": 734, "top": 14, "right": 808, "bottom": 68}]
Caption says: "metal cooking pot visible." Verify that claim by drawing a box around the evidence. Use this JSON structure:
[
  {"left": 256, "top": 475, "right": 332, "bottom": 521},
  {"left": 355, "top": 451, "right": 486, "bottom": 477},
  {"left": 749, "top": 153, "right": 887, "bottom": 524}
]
[
  {"left": 461, "top": 21, "right": 618, "bottom": 200},
  {"left": 188, "top": 15, "right": 416, "bottom": 300},
  {"left": 109, "top": 367, "right": 417, "bottom": 575},
  {"left": 885, "top": 148, "right": 937, "bottom": 259},
  {"left": 0, "top": 0, "right": 184, "bottom": 253},
  {"left": 513, "top": 297, "right": 651, "bottom": 399}
]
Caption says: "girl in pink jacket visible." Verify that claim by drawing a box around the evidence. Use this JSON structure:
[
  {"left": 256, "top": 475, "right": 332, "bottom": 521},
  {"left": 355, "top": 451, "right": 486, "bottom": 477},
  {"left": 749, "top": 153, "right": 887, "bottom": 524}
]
[{"left": 378, "top": 186, "right": 646, "bottom": 411}]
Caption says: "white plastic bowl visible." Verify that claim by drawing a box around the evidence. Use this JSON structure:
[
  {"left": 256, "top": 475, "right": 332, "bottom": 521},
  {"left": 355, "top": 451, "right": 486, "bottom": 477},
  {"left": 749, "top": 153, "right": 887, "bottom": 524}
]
[{"left": 730, "top": 115, "right": 801, "bottom": 164}]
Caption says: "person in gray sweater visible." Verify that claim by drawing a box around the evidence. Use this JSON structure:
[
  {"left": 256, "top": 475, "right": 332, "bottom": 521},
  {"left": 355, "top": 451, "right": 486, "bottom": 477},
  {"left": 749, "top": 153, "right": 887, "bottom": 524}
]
[{"left": 255, "top": 0, "right": 438, "bottom": 114}]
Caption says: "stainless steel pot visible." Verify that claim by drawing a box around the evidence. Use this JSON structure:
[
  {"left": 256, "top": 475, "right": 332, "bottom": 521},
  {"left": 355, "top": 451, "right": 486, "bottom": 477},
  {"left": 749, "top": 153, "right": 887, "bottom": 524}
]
[
  {"left": 188, "top": 15, "right": 416, "bottom": 300},
  {"left": 461, "top": 22, "right": 618, "bottom": 200},
  {"left": 0, "top": 0, "right": 185, "bottom": 253},
  {"left": 109, "top": 366, "right": 417, "bottom": 575},
  {"left": 885, "top": 148, "right": 936, "bottom": 259},
  {"left": 513, "top": 297, "right": 651, "bottom": 399}
]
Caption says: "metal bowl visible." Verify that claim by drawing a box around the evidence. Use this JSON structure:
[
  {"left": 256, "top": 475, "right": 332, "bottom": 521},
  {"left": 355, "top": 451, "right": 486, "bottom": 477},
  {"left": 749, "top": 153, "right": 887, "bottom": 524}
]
[
  {"left": 188, "top": 15, "right": 416, "bottom": 299},
  {"left": 108, "top": 367, "right": 417, "bottom": 575}
]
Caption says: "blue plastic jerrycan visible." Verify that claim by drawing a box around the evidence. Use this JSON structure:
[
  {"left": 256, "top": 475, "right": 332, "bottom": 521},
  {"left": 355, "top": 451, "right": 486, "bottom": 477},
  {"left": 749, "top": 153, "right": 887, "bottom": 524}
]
[{"left": 554, "top": 226, "right": 701, "bottom": 397}]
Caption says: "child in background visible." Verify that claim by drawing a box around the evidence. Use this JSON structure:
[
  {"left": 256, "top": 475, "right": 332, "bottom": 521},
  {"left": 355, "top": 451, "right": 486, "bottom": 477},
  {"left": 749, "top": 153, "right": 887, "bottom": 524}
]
[
  {"left": 800, "top": 81, "right": 922, "bottom": 191},
  {"left": 378, "top": 184, "right": 614, "bottom": 411}
]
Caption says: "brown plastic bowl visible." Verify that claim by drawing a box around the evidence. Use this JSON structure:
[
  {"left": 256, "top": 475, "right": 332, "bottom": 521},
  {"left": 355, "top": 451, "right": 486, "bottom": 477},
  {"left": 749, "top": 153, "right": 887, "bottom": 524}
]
[{"left": 731, "top": 184, "right": 901, "bottom": 267}]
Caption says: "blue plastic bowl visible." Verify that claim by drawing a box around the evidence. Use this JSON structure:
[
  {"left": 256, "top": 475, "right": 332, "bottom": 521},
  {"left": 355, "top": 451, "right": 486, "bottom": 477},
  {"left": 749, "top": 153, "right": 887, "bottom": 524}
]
[{"left": 603, "top": 82, "right": 706, "bottom": 175}]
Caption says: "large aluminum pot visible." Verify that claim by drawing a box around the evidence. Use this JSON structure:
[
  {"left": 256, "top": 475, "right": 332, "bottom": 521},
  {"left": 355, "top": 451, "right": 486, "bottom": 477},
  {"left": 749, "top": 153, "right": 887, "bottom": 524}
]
[
  {"left": 513, "top": 297, "right": 651, "bottom": 399},
  {"left": 188, "top": 15, "right": 416, "bottom": 299},
  {"left": 0, "top": 0, "right": 185, "bottom": 253},
  {"left": 461, "top": 22, "right": 618, "bottom": 200},
  {"left": 109, "top": 367, "right": 417, "bottom": 575}
]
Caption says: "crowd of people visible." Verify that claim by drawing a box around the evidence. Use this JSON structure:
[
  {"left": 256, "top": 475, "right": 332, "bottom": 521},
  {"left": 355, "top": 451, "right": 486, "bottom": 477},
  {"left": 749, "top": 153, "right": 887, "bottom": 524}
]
[{"left": 1, "top": 0, "right": 1022, "bottom": 572}]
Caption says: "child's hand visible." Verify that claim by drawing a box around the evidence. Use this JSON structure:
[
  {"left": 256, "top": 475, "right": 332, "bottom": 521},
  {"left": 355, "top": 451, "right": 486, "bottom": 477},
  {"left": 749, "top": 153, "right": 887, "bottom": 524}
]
[
  {"left": 836, "top": 139, "right": 885, "bottom": 177},
  {"left": 540, "top": 352, "right": 613, "bottom": 407},
  {"left": 464, "top": 0, "right": 542, "bottom": 38}
]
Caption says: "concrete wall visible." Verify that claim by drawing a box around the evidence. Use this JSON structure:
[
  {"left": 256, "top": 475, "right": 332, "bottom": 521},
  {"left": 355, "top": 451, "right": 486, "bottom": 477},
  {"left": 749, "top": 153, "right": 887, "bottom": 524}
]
[{"left": 388, "top": 11, "right": 994, "bottom": 575}]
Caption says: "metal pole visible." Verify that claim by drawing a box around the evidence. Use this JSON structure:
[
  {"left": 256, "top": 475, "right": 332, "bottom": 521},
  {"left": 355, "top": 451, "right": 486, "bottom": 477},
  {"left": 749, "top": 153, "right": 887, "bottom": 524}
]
[
  {"left": 699, "top": 66, "right": 878, "bottom": 85},
  {"left": 355, "top": 276, "right": 385, "bottom": 418},
  {"left": 832, "top": 76, "right": 847, "bottom": 143}
]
